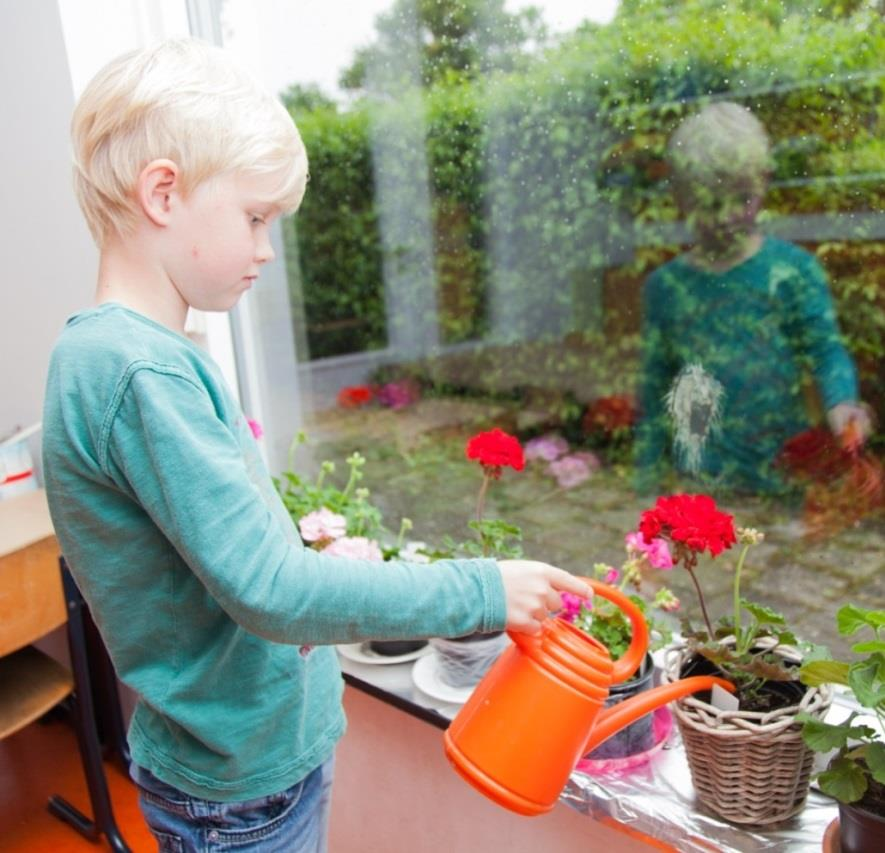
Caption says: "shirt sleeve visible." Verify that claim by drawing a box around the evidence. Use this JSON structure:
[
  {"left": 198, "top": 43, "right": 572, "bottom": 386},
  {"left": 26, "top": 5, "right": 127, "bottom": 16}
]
[
  {"left": 101, "top": 362, "right": 506, "bottom": 646},
  {"left": 782, "top": 254, "right": 859, "bottom": 411}
]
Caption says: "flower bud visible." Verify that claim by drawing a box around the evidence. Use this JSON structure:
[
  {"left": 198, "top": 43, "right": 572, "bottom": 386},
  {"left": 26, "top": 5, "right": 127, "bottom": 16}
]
[{"left": 737, "top": 527, "right": 764, "bottom": 545}]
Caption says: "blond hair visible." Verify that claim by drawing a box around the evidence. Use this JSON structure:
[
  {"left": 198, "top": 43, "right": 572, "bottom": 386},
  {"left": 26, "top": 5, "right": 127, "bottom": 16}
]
[
  {"left": 71, "top": 38, "right": 308, "bottom": 245},
  {"left": 668, "top": 101, "right": 771, "bottom": 191}
]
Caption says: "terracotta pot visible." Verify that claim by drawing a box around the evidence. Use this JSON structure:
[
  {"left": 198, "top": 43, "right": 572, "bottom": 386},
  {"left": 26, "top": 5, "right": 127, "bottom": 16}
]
[{"left": 822, "top": 817, "right": 839, "bottom": 852}]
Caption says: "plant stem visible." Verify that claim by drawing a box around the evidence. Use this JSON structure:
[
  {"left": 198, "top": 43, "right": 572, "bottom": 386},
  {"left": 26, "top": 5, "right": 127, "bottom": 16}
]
[
  {"left": 343, "top": 457, "right": 361, "bottom": 497},
  {"left": 686, "top": 564, "right": 715, "bottom": 640},
  {"left": 287, "top": 434, "right": 301, "bottom": 473},
  {"left": 476, "top": 472, "right": 490, "bottom": 526},
  {"left": 396, "top": 518, "right": 411, "bottom": 551},
  {"left": 732, "top": 543, "right": 751, "bottom": 652},
  {"left": 475, "top": 472, "right": 492, "bottom": 558}
]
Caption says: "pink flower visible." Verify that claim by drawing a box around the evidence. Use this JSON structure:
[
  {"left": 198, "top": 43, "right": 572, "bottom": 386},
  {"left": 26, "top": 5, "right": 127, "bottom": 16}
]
[
  {"left": 299, "top": 508, "right": 347, "bottom": 543},
  {"left": 603, "top": 567, "right": 620, "bottom": 584},
  {"left": 559, "top": 591, "right": 588, "bottom": 623},
  {"left": 323, "top": 536, "right": 384, "bottom": 561},
  {"left": 376, "top": 379, "right": 421, "bottom": 410},
  {"left": 646, "top": 538, "right": 675, "bottom": 569},
  {"left": 625, "top": 531, "right": 674, "bottom": 570},
  {"left": 525, "top": 434, "right": 570, "bottom": 462},
  {"left": 547, "top": 452, "right": 598, "bottom": 489},
  {"left": 247, "top": 419, "right": 263, "bottom": 439}
]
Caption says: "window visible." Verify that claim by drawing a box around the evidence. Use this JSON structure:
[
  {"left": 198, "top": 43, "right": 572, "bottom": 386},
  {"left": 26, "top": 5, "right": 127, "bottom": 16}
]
[{"left": 220, "top": 0, "right": 885, "bottom": 658}]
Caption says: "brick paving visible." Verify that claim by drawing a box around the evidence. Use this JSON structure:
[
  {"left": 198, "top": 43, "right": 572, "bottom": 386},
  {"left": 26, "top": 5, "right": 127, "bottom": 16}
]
[{"left": 306, "top": 398, "right": 884, "bottom": 660}]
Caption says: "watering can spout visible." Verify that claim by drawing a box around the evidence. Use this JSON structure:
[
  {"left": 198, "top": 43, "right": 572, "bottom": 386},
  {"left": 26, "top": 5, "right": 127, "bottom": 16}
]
[{"left": 583, "top": 675, "right": 735, "bottom": 755}]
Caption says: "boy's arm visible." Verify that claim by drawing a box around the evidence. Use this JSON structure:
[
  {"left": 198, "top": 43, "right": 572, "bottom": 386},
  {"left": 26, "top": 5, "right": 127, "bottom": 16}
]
[
  {"left": 103, "top": 364, "right": 506, "bottom": 646},
  {"left": 785, "top": 255, "right": 861, "bottom": 419}
]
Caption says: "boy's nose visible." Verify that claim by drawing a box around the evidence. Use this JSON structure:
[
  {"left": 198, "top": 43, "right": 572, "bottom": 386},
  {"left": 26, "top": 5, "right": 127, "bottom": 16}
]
[{"left": 255, "top": 235, "right": 275, "bottom": 264}]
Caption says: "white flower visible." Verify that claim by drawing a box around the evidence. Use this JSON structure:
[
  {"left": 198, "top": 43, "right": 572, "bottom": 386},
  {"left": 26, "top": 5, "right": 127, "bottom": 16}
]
[
  {"left": 299, "top": 508, "right": 347, "bottom": 543},
  {"left": 399, "top": 541, "right": 431, "bottom": 563}
]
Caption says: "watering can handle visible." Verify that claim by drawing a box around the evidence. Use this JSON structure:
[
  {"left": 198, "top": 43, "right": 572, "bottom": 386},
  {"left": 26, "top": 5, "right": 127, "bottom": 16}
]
[{"left": 582, "top": 578, "right": 650, "bottom": 685}]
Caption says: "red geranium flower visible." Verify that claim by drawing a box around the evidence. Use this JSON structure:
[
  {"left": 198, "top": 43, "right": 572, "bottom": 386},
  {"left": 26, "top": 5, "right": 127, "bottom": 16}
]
[
  {"left": 337, "top": 385, "right": 374, "bottom": 408},
  {"left": 776, "top": 427, "right": 853, "bottom": 483},
  {"left": 465, "top": 428, "right": 525, "bottom": 477},
  {"left": 583, "top": 395, "right": 636, "bottom": 435},
  {"left": 640, "top": 494, "right": 736, "bottom": 558}
]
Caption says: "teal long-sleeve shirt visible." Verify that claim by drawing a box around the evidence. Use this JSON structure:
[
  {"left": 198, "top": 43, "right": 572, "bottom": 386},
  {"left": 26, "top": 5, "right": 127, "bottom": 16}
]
[
  {"left": 634, "top": 238, "right": 859, "bottom": 495},
  {"left": 42, "top": 303, "right": 506, "bottom": 801}
]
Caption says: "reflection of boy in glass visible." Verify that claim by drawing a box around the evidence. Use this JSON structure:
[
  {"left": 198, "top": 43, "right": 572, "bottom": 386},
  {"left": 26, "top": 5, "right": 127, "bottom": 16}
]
[{"left": 634, "top": 102, "right": 870, "bottom": 496}]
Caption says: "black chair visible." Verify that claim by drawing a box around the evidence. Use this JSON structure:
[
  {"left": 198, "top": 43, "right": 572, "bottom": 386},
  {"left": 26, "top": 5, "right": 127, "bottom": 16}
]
[{"left": 0, "top": 490, "right": 131, "bottom": 852}]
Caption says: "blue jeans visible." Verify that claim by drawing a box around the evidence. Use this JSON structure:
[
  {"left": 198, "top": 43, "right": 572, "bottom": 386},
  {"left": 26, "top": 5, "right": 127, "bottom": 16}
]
[{"left": 131, "top": 758, "right": 334, "bottom": 853}]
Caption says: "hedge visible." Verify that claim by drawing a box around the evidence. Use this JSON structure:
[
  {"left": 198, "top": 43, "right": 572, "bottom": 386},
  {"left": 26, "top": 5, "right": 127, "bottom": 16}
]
[{"left": 286, "top": 1, "right": 885, "bottom": 429}]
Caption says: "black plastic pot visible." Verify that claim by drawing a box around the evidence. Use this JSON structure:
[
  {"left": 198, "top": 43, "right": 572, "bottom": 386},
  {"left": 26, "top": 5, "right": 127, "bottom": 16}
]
[
  {"left": 585, "top": 652, "right": 656, "bottom": 760},
  {"left": 838, "top": 798, "right": 885, "bottom": 853},
  {"left": 678, "top": 648, "right": 806, "bottom": 711},
  {"left": 367, "top": 639, "right": 428, "bottom": 657}
]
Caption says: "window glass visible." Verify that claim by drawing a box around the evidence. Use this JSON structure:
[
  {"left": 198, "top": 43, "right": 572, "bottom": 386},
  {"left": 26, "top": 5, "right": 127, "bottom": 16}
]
[{"left": 231, "top": 0, "right": 885, "bottom": 658}]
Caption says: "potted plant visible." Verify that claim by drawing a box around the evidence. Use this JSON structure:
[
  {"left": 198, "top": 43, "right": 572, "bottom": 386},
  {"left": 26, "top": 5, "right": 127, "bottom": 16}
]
[
  {"left": 276, "top": 433, "right": 429, "bottom": 657},
  {"left": 559, "top": 531, "right": 679, "bottom": 762},
  {"left": 426, "top": 428, "right": 525, "bottom": 687},
  {"left": 650, "top": 493, "right": 833, "bottom": 825},
  {"left": 798, "top": 604, "right": 885, "bottom": 853}
]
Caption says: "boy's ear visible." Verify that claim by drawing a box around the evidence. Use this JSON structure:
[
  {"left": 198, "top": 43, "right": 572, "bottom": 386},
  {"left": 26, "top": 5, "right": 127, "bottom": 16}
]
[{"left": 137, "top": 159, "right": 181, "bottom": 227}]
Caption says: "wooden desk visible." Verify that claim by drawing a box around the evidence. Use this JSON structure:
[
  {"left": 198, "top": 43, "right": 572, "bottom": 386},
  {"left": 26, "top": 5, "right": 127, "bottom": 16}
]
[{"left": 0, "top": 489, "right": 66, "bottom": 657}]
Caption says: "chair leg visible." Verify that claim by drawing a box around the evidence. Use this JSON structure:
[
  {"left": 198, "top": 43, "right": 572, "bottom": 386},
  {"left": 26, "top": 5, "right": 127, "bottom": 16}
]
[
  {"left": 82, "top": 585, "right": 131, "bottom": 770},
  {"left": 49, "top": 559, "right": 132, "bottom": 853}
]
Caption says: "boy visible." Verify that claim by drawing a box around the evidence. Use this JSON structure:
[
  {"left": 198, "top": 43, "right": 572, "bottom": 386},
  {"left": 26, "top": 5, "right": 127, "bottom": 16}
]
[
  {"left": 42, "top": 39, "right": 590, "bottom": 852},
  {"left": 634, "top": 102, "right": 870, "bottom": 496}
]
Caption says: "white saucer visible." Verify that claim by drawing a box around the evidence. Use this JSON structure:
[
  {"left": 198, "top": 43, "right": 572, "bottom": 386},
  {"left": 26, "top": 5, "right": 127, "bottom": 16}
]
[
  {"left": 411, "top": 652, "right": 475, "bottom": 704},
  {"left": 337, "top": 642, "right": 431, "bottom": 666}
]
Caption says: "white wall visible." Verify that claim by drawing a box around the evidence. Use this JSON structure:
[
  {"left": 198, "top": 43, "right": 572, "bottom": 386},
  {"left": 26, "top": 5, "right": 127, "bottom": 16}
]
[{"left": 0, "top": 1, "right": 97, "bottom": 458}]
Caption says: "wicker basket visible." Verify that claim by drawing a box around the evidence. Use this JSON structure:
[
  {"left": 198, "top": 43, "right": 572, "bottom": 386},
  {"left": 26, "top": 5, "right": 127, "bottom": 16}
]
[{"left": 662, "top": 642, "right": 833, "bottom": 826}]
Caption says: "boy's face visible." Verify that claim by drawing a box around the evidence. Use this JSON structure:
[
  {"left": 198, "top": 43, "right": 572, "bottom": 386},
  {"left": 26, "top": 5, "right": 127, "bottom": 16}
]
[
  {"left": 675, "top": 173, "right": 765, "bottom": 255},
  {"left": 165, "top": 172, "right": 281, "bottom": 312}
]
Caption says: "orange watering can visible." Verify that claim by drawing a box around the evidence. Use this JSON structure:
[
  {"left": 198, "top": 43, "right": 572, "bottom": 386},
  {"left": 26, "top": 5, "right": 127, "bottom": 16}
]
[{"left": 444, "top": 579, "right": 734, "bottom": 816}]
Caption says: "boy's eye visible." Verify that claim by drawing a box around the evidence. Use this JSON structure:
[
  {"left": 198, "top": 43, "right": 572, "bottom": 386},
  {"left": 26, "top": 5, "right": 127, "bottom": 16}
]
[{"left": 250, "top": 214, "right": 266, "bottom": 225}]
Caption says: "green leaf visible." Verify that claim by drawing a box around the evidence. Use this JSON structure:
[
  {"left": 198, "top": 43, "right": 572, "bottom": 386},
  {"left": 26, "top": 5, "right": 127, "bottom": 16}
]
[
  {"left": 851, "top": 641, "right": 885, "bottom": 655},
  {"left": 741, "top": 600, "right": 786, "bottom": 626},
  {"left": 799, "top": 659, "right": 850, "bottom": 687},
  {"left": 818, "top": 757, "right": 869, "bottom": 804},
  {"left": 837, "top": 604, "right": 885, "bottom": 637},
  {"left": 866, "top": 743, "right": 885, "bottom": 785},
  {"left": 803, "top": 643, "right": 833, "bottom": 663},
  {"left": 800, "top": 717, "right": 851, "bottom": 751},
  {"left": 848, "top": 657, "right": 885, "bottom": 709}
]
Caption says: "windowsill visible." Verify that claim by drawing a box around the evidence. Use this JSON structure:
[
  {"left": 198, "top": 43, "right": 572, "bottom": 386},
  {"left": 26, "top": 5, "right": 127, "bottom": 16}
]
[{"left": 337, "top": 648, "right": 839, "bottom": 852}]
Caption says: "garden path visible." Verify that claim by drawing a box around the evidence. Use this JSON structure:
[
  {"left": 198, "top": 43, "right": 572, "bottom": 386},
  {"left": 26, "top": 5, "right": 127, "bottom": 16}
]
[{"left": 305, "top": 398, "right": 884, "bottom": 659}]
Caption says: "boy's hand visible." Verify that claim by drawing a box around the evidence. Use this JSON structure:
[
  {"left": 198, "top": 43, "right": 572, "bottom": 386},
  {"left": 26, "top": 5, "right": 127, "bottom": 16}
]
[
  {"left": 497, "top": 560, "right": 593, "bottom": 635},
  {"left": 827, "top": 402, "right": 873, "bottom": 450}
]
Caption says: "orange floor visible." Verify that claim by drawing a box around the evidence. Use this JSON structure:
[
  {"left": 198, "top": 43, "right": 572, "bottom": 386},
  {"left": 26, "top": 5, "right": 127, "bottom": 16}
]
[{"left": 0, "top": 716, "right": 155, "bottom": 852}]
